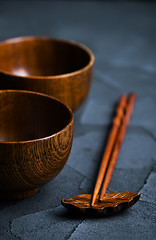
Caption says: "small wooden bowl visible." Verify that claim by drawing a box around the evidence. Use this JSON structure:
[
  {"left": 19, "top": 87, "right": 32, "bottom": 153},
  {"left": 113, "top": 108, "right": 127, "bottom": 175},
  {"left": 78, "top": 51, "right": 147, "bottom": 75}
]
[
  {"left": 0, "top": 36, "right": 94, "bottom": 111},
  {"left": 0, "top": 90, "right": 73, "bottom": 200}
]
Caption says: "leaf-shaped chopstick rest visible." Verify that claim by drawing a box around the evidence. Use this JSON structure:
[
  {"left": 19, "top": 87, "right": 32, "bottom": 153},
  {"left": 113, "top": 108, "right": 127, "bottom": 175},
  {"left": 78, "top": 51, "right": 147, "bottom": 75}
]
[{"left": 62, "top": 192, "right": 140, "bottom": 216}]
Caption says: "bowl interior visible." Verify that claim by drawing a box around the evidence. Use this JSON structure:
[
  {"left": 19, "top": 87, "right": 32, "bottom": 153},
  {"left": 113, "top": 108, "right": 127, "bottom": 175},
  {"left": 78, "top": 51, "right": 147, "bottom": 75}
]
[
  {"left": 0, "top": 38, "right": 91, "bottom": 77},
  {"left": 0, "top": 91, "right": 72, "bottom": 142}
]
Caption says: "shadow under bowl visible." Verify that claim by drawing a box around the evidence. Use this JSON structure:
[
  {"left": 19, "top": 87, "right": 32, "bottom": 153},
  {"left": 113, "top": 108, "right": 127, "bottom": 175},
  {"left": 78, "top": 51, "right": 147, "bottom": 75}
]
[
  {"left": 0, "top": 90, "right": 73, "bottom": 200},
  {"left": 0, "top": 36, "right": 94, "bottom": 110}
]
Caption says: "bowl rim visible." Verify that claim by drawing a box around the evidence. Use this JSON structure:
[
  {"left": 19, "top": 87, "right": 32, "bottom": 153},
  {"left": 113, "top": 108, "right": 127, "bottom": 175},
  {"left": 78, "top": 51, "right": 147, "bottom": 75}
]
[
  {"left": 0, "top": 36, "right": 95, "bottom": 79},
  {"left": 0, "top": 89, "right": 73, "bottom": 144}
]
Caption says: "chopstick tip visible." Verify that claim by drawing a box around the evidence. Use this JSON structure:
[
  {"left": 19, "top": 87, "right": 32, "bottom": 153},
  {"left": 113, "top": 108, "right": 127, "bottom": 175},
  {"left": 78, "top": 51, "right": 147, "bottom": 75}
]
[
  {"left": 91, "top": 197, "right": 96, "bottom": 207},
  {"left": 128, "top": 92, "right": 137, "bottom": 99}
]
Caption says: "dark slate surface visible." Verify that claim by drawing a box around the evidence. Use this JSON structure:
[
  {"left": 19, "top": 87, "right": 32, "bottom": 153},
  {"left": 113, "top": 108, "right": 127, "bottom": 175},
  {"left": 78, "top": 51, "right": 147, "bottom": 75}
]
[{"left": 0, "top": 1, "right": 156, "bottom": 240}]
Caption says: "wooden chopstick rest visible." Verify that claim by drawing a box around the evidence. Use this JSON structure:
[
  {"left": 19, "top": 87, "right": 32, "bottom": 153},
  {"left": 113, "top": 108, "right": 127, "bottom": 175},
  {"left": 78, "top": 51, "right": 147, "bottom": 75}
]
[{"left": 62, "top": 192, "right": 140, "bottom": 216}]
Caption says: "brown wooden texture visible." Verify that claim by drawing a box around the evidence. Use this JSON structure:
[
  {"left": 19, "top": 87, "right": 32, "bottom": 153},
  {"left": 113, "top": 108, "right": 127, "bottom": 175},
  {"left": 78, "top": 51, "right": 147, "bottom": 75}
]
[
  {"left": 0, "top": 90, "right": 73, "bottom": 200},
  {"left": 0, "top": 36, "right": 94, "bottom": 111},
  {"left": 99, "top": 93, "right": 136, "bottom": 200},
  {"left": 91, "top": 95, "right": 127, "bottom": 206},
  {"left": 62, "top": 192, "right": 140, "bottom": 216}
]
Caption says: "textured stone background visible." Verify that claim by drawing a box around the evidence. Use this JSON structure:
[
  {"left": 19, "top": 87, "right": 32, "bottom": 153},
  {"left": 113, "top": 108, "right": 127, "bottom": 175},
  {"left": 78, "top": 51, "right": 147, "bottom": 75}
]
[{"left": 0, "top": 1, "right": 156, "bottom": 239}]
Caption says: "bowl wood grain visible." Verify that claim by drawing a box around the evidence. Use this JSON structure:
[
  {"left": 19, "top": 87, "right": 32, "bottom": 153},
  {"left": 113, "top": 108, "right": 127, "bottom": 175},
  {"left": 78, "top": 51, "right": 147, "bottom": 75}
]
[
  {"left": 0, "top": 37, "right": 94, "bottom": 110},
  {"left": 0, "top": 90, "right": 73, "bottom": 200}
]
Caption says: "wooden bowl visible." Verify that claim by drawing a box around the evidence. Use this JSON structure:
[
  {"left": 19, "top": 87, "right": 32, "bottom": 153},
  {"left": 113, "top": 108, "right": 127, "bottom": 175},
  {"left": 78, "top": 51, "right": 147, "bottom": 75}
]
[
  {"left": 0, "top": 36, "right": 94, "bottom": 111},
  {"left": 0, "top": 90, "right": 73, "bottom": 200}
]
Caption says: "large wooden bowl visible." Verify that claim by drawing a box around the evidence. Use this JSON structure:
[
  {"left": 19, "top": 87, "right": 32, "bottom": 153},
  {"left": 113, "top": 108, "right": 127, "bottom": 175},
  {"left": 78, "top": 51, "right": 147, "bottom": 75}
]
[
  {"left": 0, "top": 90, "right": 73, "bottom": 200},
  {"left": 0, "top": 36, "right": 94, "bottom": 111}
]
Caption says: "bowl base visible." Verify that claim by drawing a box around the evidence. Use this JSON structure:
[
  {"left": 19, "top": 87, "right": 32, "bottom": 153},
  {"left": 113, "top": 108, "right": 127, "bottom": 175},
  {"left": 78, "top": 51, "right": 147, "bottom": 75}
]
[{"left": 0, "top": 188, "right": 39, "bottom": 200}]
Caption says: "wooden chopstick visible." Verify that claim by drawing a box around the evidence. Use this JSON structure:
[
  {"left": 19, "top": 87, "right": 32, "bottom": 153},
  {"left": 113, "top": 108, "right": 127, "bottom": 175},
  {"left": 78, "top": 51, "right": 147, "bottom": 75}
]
[
  {"left": 99, "top": 92, "right": 136, "bottom": 201},
  {"left": 91, "top": 95, "right": 127, "bottom": 207}
]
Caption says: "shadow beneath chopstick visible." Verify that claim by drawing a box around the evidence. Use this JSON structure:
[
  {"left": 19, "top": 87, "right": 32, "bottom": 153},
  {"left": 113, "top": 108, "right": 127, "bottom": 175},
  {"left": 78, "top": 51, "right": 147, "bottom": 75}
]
[{"left": 57, "top": 205, "right": 130, "bottom": 220}]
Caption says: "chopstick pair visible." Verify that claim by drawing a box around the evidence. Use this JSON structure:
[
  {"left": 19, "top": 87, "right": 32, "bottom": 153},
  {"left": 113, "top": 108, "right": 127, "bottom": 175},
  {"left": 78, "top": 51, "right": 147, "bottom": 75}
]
[{"left": 91, "top": 92, "right": 136, "bottom": 207}]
